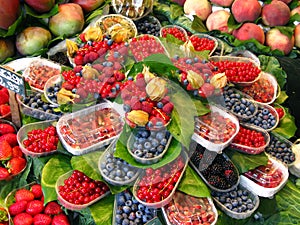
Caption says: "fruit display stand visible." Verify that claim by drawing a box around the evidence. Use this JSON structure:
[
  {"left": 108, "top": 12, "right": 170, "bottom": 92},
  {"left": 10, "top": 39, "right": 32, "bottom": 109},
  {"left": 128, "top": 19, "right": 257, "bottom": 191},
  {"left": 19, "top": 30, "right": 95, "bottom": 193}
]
[{"left": 1, "top": 0, "right": 300, "bottom": 225}]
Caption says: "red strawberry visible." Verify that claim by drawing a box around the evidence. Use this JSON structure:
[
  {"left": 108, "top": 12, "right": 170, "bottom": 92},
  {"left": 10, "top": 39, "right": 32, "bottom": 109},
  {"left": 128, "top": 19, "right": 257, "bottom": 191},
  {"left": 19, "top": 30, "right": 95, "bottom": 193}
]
[
  {"left": 51, "top": 214, "right": 70, "bottom": 225},
  {"left": 0, "top": 123, "right": 15, "bottom": 135},
  {"left": 162, "top": 102, "right": 174, "bottom": 115},
  {"left": 12, "top": 146, "right": 23, "bottom": 158},
  {"left": 26, "top": 200, "right": 44, "bottom": 216},
  {"left": 0, "top": 133, "right": 18, "bottom": 147},
  {"left": 15, "top": 189, "right": 35, "bottom": 202},
  {"left": 31, "top": 184, "right": 43, "bottom": 199},
  {"left": 0, "top": 140, "right": 12, "bottom": 160},
  {"left": 0, "top": 167, "right": 9, "bottom": 180},
  {"left": 8, "top": 200, "right": 28, "bottom": 216},
  {"left": 0, "top": 90, "right": 9, "bottom": 105},
  {"left": 33, "top": 213, "right": 52, "bottom": 225},
  {"left": 13, "top": 212, "right": 33, "bottom": 225},
  {"left": 0, "top": 105, "right": 10, "bottom": 116},
  {"left": 44, "top": 202, "right": 62, "bottom": 216},
  {"left": 114, "top": 71, "right": 125, "bottom": 81},
  {"left": 7, "top": 157, "right": 26, "bottom": 175},
  {"left": 198, "top": 83, "right": 215, "bottom": 98}
]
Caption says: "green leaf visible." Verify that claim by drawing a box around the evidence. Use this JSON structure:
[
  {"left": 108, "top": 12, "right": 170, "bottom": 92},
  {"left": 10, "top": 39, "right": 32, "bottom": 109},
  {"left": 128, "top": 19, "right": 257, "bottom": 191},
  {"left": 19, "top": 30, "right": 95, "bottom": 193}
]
[
  {"left": 276, "top": 26, "right": 294, "bottom": 39},
  {"left": 175, "top": 16, "right": 195, "bottom": 34},
  {"left": 273, "top": 107, "right": 297, "bottom": 139},
  {"left": 177, "top": 165, "right": 210, "bottom": 198},
  {"left": 89, "top": 194, "right": 114, "bottom": 225},
  {"left": 0, "top": 10, "right": 25, "bottom": 37},
  {"left": 170, "top": 4, "right": 184, "bottom": 21},
  {"left": 232, "top": 38, "right": 271, "bottom": 55},
  {"left": 275, "top": 91, "right": 288, "bottom": 105},
  {"left": 41, "top": 154, "right": 72, "bottom": 204},
  {"left": 225, "top": 148, "right": 268, "bottom": 173},
  {"left": 227, "top": 14, "right": 242, "bottom": 32},
  {"left": 191, "top": 16, "right": 208, "bottom": 33},
  {"left": 165, "top": 34, "right": 185, "bottom": 45},
  {"left": 85, "top": 4, "right": 110, "bottom": 24},
  {"left": 159, "top": 39, "right": 186, "bottom": 58},
  {"left": 24, "top": 4, "right": 58, "bottom": 18}
]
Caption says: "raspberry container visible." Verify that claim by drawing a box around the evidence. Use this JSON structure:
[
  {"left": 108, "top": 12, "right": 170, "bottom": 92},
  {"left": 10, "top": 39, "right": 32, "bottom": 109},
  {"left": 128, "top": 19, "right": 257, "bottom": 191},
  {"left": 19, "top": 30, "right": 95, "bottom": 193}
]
[
  {"left": 228, "top": 50, "right": 260, "bottom": 67},
  {"left": 56, "top": 102, "right": 124, "bottom": 155},
  {"left": 189, "top": 33, "right": 219, "bottom": 57},
  {"left": 127, "top": 130, "right": 172, "bottom": 165},
  {"left": 212, "top": 183, "right": 260, "bottom": 220},
  {"left": 192, "top": 105, "right": 240, "bottom": 153},
  {"left": 132, "top": 150, "right": 189, "bottom": 208},
  {"left": 17, "top": 120, "right": 58, "bottom": 157},
  {"left": 162, "top": 191, "right": 218, "bottom": 225},
  {"left": 230, "top": 123, "right": 270, "bottom": 155},
  {"left": 113, "top": 189, "right": 157, "bottom": 225},
  {"left": 44, "top": 74, "right": 63, "bottom": 107},
  {"left": 240, "top": 158, "right": 289, "bottom": 198},
  {"left": 55, "top": 171, "right": 110, "bottom": 210},
  {"left": 22, "top": 58, "right": 61, "bottom": 92},
  {"left": 99, "top": 141, "right": 140, "bottom": 186},
  {"left": 160, "top": 25, "right": 189, "bottom": 42}
]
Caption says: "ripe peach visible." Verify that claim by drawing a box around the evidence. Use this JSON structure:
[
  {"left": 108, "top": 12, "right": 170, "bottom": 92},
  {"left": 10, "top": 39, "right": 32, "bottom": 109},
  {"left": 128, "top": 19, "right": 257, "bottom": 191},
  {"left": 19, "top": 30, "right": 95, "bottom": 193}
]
[
  {"left": 275, "top": 0, "right": 292, "bottom": 4},
  {"left": 231, "top": 0, "right": 262, "bottom": 23},
  {"left": 291, "top": 6, "right": 300, "bottom": 17},
  {"left": 262, "top": 1, "right": 290, "bottom": 26},
  {"left": 210, "top": 0, "right": 234, "bottom": 7},
  {"left": 266, "top": 28, "right": 294, "bottom": 55},
  {"left": 184, "top": 0, "right": 212, "bottom": 21},
  {"left": 294, "top": 24, "right": 300, "bottom": 48},
  {"left": 206, "top": 10, "right": 232, "bottom": 33},
  {"left": 232, "top": 23, "right": 265, "bottom": 44}
]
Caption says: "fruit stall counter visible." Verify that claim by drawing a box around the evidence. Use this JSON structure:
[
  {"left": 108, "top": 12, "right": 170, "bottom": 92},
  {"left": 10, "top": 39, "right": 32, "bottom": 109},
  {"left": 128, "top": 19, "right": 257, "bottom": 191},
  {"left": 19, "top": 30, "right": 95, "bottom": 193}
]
[{"left": 1, "top": 0, "right": 300, "bottom": 225}]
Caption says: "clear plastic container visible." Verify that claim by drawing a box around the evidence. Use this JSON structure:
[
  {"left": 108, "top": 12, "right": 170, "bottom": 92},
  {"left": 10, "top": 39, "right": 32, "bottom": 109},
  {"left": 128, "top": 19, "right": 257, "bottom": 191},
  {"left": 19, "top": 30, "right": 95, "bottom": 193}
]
[
  {"left": 56, "top": 102, "right": 124, "bottom": 155},
  {"left": 160, "top": 25, "right": 189, "bottom": 42},
  {"left": 162, "top": 191, "right": 218, "bottom": 225},
  {"left": 0, "top": 203, "right": 10, "bottom": 225},
  {"left": 99, "top": 141, "right": 140, "bottom": 186},
  {"left": 17, "top": 120, "right": 58, "bottom": 157},
  {"left": 192, "top": 105, "right": 240, "bottom": 153},
  {"left": 212, "top": 183, "right": 259, "bottom": 220},
  {"left": 240, "top": 158, "right": 289, "bottom": 198},
  {"left": 189, "top": 33, "right": 219, "bottom": 57},
  {"left": 230, "top": 123, "right": 270, "bottom": 154},
  {"left": 44, "top": 74, "right": 63, "bottom": 107},
  {"left": 22, "top": 58, "right": 61, "bottom": 92},
  {"left": 56, "top": 171, "right": 110, "bottom": 211},
  {"left": 228, "top": 50, "right": 260, "bottom": 67},
  {"left": 112, "top": 0, "right": 153, "bottom": 20},
  {"left": 133, "top": 151, "right": 188, "bottom": 208}
]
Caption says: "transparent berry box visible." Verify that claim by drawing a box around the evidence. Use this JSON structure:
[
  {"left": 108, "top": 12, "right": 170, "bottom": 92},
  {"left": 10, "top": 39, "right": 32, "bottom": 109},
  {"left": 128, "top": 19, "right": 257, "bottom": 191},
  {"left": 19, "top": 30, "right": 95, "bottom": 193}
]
[
  {"left": 56, "top": 102, "right": 124, "bottom": 155},
  {"left": 228, "top": 50, "right": 260, "bottom": 67},
  {"left": 99, "top": 141, "right": 140, "bottom": 186},
  {"left": 230, "top": 123, "right": 270, "bottom": 155},
  {"left": 192, "top": 105, "right": 240, "bottom": 153},
  {"left": 240, "top": 158, "right": 289, "bottom": 198},
  {"left": 112, "top": 0, "right": 153, "bottom": 20},
  {"left": 162, "top": 191, "right": 218, "bottom": 225},
  {"left": 17, "top": 120, "right": 58, "bottom": 157},
  {"left": 211, "top": 183, "right": 259, "bottom": 220},
  {"left": 160, "top": 25, "right": 189, "bottom": 42}
]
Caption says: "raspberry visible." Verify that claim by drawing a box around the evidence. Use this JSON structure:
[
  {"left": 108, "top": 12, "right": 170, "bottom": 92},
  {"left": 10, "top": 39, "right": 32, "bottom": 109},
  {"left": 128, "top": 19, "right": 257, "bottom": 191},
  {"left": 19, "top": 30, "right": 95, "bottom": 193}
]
[{"left": 162, "top": 102, "right": 174, "bottom": 115}]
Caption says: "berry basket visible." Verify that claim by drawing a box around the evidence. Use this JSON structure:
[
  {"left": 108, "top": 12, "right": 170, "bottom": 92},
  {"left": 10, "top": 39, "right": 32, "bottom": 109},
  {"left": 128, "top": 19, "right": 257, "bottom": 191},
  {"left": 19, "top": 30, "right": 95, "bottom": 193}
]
[
  {"left": 113, "top": 189, "right": 157, "bottom": 225},
  {"left": 99, "top": 141, "right": 140, "bottom": 186},
  {"left": 4, "top": 182, "right": 37, "bottom": 207},
  {"left": 132, "top": 150, "right": 188, "bottom": 208},
  {"left": 228, "top": 50, "right": 260, "bottom": 67},
  {"left": 192, "top": 104, "right": 240, "bottom": 153},
  {"left": 44, "top": 74, "right": 63, "bottom": 107},
  {"left": 240, "top": 158, "right": 289, "bottom": 198},
  {"left": 162, "top": 191, "right": 218, "bottom": 225},
  {"left": 134, "top": 15, "right": 162, "bottom": 37},
  {"left": 189, "top": 33, "right": 219, "bottom": 57},
  {"left": 127, "top": 128, "right": 172, "bottom": 165},
  {"left": 56, "top": 101, "right": 124, "bottom": 155},
  {"left": 211, "top": 183, "right": 259, "bottom": 220},
  {"left": 230, "top": 123, "right": 270, "bottom": 155},
  {"left": 160, "top": 25, "right": 189, "bottom": 43},
  {"left": 17, "top": 120, "right": 59, "bottom": 157}
]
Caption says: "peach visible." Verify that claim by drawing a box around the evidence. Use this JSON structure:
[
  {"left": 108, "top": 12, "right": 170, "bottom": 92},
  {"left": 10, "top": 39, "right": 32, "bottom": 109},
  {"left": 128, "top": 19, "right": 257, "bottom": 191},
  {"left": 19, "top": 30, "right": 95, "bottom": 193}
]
[
  {"left": 232, "top": 23, "right": 265, "bottom": 44},
  {"left": 206, "top": 10, "right": 232, "bottom": 33},
  {"left": 266, "top": 28, "right": 294, "bottom": 55},
  {"left": 0, "top": 38, "right": 15, "bottom": 63},
  {"left": 0, "top": 0, "right": 20, "bottom": 30},
  {"left": 210, "top": 0, "right": 234, "bottom": 7},
  {"left": 231, "top": 0, "right": 262, "bottom": 23},
  {"left": 291, "top": 6, "right": 300, "bottom": 17},
  {"left": 262, "top": 1, "right": 290, "bottom": 26},
  {"left": 275, "top": 0, "right": 292, "bottom": 4},
  {"left": 294, "top": 24, "right": 300, "bottom": 48},
  {"left": 71, "top": 0, "right": 104, "bottom": 12},
  {"left": 184, "top": 0, "right": 212, "bottom": 21},
  {"left": 24, "top": 0, "right": 55, "bottom": 13}
]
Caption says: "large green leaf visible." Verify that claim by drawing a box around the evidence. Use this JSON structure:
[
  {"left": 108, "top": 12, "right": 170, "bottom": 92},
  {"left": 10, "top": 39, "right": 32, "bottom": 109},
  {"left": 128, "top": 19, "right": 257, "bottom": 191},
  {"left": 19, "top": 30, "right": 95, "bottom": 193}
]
[
  {"left": 170, "top": 4, "right": 184, "bottom": 21},
  {"left": 89, "top": 194, "right": 114, "bottom": 225},
  {"left": 275, "top": 91, "right": 288, "bottom": 105},
  {"left": 273, "top": 107, "right": 297, "bottom": 139},
  {"left": 41, "top": 154, "right": 72, "bottom": 204}
]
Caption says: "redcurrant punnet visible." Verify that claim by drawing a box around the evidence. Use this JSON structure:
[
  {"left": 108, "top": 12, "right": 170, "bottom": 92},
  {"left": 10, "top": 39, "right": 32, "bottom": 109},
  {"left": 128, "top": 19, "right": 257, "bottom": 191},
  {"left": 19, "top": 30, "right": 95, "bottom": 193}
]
[
  {"left": 232, "top": 125, "right": 266, "bottom": 148},
  {"left": 161, "top": 26, "right": 187, "bottom": 42},
  {"left": 189, "top": 35, "right": 216, "bottom": 52}
]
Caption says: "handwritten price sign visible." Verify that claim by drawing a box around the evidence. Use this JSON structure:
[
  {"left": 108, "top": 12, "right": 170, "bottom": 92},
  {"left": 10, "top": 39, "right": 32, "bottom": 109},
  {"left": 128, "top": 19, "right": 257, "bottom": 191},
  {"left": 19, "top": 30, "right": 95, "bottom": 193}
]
[{"left": 0, "top": 65, "right": 25, "bottom": 97}]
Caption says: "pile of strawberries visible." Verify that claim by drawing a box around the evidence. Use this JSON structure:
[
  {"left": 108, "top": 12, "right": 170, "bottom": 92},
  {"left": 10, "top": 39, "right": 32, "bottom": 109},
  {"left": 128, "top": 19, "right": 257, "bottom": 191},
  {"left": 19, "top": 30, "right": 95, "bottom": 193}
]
[
  {"left": 8, "top": 184, "right": 70, "bottom": 225},
  {"left": 0, "top": 122, "right": 26, "bottom": 180},
  {"left": 0, "top": 86, "right": 11, "bottom": 118}
]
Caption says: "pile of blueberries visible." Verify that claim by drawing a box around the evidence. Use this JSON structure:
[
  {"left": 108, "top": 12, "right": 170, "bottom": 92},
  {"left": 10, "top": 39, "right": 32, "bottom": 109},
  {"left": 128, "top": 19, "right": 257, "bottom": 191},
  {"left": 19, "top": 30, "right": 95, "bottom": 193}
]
[
  {"left": 115, "top": 190, "right": 156, "bottom": 225},
  {"left": 130, "top": 128, "right": 171, "bottom": 159},
  {"left": 265, "top": 133, "right": 295, "bottom": 165},
  {"left": 46, "top": 83, "right": 61, "bottom": 105},
  {"left": 100, "top": 149, "right": 139, "bottom": 184},
  {"left": 212, "top": 186, "right": 257, "bottom": 214},
  {"left": 134, "top": 16, "right": 161, "bottom": 37}
]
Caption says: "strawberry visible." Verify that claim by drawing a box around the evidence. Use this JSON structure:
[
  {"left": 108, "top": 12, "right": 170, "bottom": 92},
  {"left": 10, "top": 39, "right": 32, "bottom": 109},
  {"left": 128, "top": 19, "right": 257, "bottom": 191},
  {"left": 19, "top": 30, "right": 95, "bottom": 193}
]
[
  {"left": 0, "top": 140, "right": 12, "bottom": 160},
  {"left": 0, "top": 167, "right": 9, "bottom": 180},
  {"left": 0, "top": 133, "right": 18, "bottom": 147},
  {"left": 31, "top": 184, "right": 43, "bottom": 199},
  {"left": 8, "top": 200, "right": 28, "bottom": 216},
  {"left": 33, "top": 213, "right": 52, "bottom": 225},
  {"left": 0, "top": 105, "right": 10, "bottom": 116},
  {"left": 12, "top": 146, "right": 23, "bottom": 158},
  {"left": 0, "top": 90, "right": 9, "bottom": 105},
  {"left": 51, "top": 214, "right": 70, "bottom": 225},
  {"left": 13, "top": 212, "right": 33, "bottom": 225},
  {"left": 198, "top": 83, "right": 215, "bottom": 98},
  {"left": 44, "top": 202, "right": 62, "bottom": 216},
  {"left": 26, "top": 200, "right": 44, "bottom": 216},
  {"left": 15, "top": 189, "right": 35, "bottom": 202},
  {"left": 162, "top": 102, "right": 174, "bottom": 115},
  {"left": 0, "top": 123, "right": 15, "bottom": 135},
  {"left": 7, "top": 157, "right": 26, "bottom": 175}
]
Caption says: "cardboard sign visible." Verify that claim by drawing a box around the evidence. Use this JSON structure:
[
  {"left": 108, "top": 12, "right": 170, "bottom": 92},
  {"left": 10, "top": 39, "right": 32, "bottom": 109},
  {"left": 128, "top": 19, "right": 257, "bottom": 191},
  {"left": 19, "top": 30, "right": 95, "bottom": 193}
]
[{"left": 0, "top": 65, "right": 26, "bottom": 97}]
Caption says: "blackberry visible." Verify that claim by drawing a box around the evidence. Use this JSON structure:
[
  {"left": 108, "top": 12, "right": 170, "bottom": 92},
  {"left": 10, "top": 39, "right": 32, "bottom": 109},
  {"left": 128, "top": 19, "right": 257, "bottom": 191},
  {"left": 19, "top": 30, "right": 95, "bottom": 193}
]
[
  {"left": 216, "top": 178, "right": 229, "bottom": 189},
  {"left": 134, "top": 16, "right": 161, "bottom": 37},
  {"left": 208, "top": 163, "right": 223, "bottom": 175},
  {"left": 207, "top": 175, "right": 220, "bottom": 186}
]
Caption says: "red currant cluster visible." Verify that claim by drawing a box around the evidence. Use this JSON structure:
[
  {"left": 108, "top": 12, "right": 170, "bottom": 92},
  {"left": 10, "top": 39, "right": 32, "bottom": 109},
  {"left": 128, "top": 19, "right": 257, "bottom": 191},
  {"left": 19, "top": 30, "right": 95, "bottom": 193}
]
[
  {"left": 23, "top": 126, "right": 59, "bottom": 153},
  {"left": 161, "top": 26, "right": 187, "bottom": 42},
  {"left": 136, "top": 156, "right": 185, "bottom": 204},
  {"left": 58, "top": 170, "right": 109, "bottom": 205},
  {"left": 211, "top": 60, "right": 261, "bottom": 83},
  {"left": 274, "top": 106, "right": 285, "bottom": 120},
  {"left": 232, "top": 126, "right": 266, "bottom": 148},
  {"left": 189, "top": 35, "right": 216, "bottom": 52}
]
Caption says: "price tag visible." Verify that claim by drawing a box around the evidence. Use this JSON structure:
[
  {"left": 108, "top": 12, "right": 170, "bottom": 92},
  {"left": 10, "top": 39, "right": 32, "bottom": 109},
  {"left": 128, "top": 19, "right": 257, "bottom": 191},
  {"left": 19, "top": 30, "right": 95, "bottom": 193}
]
[
  {"left": 146, "top": 217, "right": 163, "bottom": 225},
  {"left": 0, "top": 65, "right": 26, "bottom": 97}
]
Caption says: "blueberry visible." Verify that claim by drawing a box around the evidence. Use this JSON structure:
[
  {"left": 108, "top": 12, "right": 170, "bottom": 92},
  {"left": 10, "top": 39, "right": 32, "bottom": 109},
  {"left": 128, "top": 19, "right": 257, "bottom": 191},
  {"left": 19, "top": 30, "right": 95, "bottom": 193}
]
[
  {"left": 137, "top": 204, "right": 145, "bottom": 211},
  {"left": 157, "top": 145, "right": 164, "bottom": 153},
  {"left": 186, "top": 59, "right": 192, "bottom": 64},
  {"left": 115, "top": 214, "right": 123, "bottom": 223},
  {"left": 124, "top": 192, "right": 132, "bottom": 201},
  {"left": 183, "top": 79, "right": 188, "bottom": 86},
  {"left": 142, "top": 214, "right": 153, "bottom": 223},
  {"left": 107, "top": 39, "right": 114, "bottom": 46},
  {"left": 123, "top": 206, "right": 131, "bottom": 214},
  {"left": 106, "top": 163, "right": 114, "bottom": 171},
  {"left": 224, "top": 203, "right": 233, "bottom": 210},
  {"left": 232, "top": 200, "right": 239, "bottom": 208},
  {"left": 31, "top": 102, "right": 38, "bottom": 108},
  {"left": 114, "top": 51, "right": 121, "bottom": 58},
  {"left": 247, "top": 203, "right": 254, "bottom": 210},
  {"left": 128, "top": 76, "right": 133, "bottom": 81},
  {"left": 122, "top": 218, "right": 130, "bottom": 225},
  {"left": 135, "top": 211, "right": 143, "bottom": 218},
  {"left": 157, "top": 102, "right": 163, "bottom": 109},
  {"left": 128, "top": 211, "right": 136, "bottom": 220},
  {"left": 160, "top": 138, "right": 167, "bottom": 146},
  {"left": 144, "top": 141, "right": 151, "bottom": 149},
  {"left": 127, "top": 171, "right": 135, "bottom": 178},
  {"left": 134, "top": 150, "right": 143, "bottom": 157},
  {"left": 151, "top": 139, "right": 159, "bottom": 147},
  {"left": 123, "top": 104, "right": 131, "bottom": 112},
  {"left": 230, "top": 191, "right": 237, "bottom": 198}
]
